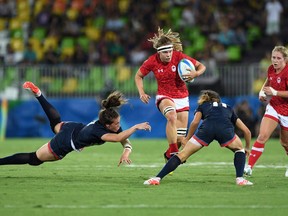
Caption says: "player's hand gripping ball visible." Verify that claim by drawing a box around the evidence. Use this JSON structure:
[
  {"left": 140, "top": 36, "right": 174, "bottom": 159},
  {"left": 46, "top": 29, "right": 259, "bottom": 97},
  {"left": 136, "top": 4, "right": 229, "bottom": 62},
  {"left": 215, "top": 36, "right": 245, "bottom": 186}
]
[{"left": 177, "top": 58, "right": 195, "bottom": 83}]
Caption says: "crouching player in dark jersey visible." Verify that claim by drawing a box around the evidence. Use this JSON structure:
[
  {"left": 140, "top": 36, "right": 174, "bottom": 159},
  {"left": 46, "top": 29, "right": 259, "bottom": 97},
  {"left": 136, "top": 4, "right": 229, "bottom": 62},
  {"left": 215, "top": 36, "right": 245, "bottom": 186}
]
[
  {"left": 144, "top": 90, "right": 253, "bottom": 186},
  {"left": 0, "top": 82, "right": 151, "bottom": 167}
]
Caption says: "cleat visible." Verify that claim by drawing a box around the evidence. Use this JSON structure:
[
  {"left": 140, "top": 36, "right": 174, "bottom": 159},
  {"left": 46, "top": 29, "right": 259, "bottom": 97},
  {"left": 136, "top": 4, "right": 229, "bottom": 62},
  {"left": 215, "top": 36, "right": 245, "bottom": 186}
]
[
  {"left": 144, "top": 177, "right": 160, "bottom": 185},
  {"left": 236, "top": 177, "right": 253, "bottom": 186},
  {"left": 244, "top": 165, "right": 252, "bottom": 176},
  {"left": 285, "top": 168, "right": 288, "bottom": 177},
  {"left": 23, "top": 81, "right": 41, "bottom": 97}
]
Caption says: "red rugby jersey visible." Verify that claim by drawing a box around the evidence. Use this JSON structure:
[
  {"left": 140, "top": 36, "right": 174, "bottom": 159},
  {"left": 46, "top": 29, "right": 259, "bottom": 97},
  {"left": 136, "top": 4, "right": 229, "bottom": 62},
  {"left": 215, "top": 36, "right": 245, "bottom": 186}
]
[
  {"left": 139, "top": 51, "right": 197, "bottom": 98},
  {"left": 268, "top": 64, "right": 288, "bottom": 115}
]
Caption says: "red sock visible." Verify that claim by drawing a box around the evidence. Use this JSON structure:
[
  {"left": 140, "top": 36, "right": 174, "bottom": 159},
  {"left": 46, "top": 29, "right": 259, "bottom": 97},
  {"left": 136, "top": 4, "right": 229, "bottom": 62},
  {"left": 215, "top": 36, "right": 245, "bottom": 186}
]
[
  {"left": 165, "top": 143, "right": 179, "bottom": 158},
  {"left": 248, "top": 141, "right": 265, "bottom": 169}
]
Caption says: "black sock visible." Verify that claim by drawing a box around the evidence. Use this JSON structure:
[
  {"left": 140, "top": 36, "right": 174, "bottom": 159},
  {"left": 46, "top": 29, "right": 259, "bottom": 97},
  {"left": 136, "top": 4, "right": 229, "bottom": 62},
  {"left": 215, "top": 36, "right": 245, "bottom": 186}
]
[
  {"left": 156, "top": 155, "right": 181, "bottom": 179},
  {"left": 234, "top": 151, "right": 246, "bottom": 177},
  {"left": 37, "top": 95, "right": 61, "bottom": 133},
  {"left": 0, "top": 152, "right": 43, "bottom": 166}
]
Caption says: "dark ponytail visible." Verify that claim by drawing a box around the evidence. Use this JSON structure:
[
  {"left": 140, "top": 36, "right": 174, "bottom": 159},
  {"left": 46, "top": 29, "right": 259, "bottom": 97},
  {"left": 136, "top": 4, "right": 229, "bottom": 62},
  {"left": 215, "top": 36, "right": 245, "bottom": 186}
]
[{"left": 98, "top": 91, "right": 127, "bottom": 125}]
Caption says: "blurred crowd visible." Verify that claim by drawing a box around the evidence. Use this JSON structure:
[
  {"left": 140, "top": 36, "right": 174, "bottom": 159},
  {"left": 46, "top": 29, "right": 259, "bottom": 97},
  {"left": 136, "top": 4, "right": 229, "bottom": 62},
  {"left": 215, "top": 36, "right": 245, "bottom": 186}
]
[
  {"left": 234, "top": 99, "right": 280, "bottom": 138},
  {"left": 0, "top": 0, "right": 286, "bottom": 66}
]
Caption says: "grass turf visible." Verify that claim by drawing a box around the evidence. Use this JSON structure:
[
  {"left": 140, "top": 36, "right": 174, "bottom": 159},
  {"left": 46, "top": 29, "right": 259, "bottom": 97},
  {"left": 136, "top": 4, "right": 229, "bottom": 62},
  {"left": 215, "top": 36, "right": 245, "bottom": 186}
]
[{"left": 0, "top": 138, "right": 288, "bottom": 216}]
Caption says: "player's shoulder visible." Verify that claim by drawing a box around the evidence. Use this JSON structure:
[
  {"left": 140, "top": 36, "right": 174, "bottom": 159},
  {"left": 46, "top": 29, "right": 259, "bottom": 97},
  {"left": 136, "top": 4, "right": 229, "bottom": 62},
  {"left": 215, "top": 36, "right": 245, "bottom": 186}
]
[
  {"left": 282, "top": 64, "right": 288, "bottom": 74},
  {"left": 174, "top": 51, "right": 197, "bottom": 65},
  {"left": 173, "top": 51, "right": 184, "bottom": 59},
  {"left": 197, "top": 101, "right": 211, "bottom": 110}
]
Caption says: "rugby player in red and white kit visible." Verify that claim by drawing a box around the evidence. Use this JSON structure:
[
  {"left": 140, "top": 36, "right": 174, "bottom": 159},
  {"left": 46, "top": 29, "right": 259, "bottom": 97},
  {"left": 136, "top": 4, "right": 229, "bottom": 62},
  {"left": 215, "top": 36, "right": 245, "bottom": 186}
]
[
  {"left": 135, "top": 28, "right": 206, "bottom": 161},
  {"left": 244, "top": 45, "right": 288, "bottom": 177}
]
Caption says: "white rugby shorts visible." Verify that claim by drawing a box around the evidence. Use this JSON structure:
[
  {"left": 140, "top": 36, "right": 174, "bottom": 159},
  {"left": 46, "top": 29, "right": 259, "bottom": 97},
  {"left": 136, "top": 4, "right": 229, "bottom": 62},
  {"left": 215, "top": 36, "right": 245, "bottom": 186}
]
[
  {"left": 264, "top": 103, "right": 288, "bottom": 130},
  {"left": 156, "top": 95, "right": 189, "bottom": 112}
]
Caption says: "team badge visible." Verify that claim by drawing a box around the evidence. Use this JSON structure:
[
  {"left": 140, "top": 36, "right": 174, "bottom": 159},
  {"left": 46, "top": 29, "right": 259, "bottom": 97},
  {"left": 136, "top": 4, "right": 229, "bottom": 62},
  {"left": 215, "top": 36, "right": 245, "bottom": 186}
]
[
  {"left": 172, "top": 65, "right": 176, "bottom": 72},
  {"left": 277, "top": 77, "right": 281, "bottom": 83}
]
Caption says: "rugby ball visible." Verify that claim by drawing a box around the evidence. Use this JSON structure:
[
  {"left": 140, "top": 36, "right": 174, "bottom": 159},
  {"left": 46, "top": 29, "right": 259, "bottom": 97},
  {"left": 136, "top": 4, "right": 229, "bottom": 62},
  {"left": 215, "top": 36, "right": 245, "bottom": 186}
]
[{"left": 177, "top": 58, "right": 195, "bottom": 83}]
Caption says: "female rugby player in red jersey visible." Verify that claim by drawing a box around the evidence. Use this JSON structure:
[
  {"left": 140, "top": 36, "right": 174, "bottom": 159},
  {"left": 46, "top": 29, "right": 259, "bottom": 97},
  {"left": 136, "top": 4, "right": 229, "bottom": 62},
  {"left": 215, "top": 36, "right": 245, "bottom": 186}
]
[
  {"left": 244, "top": 45, "right": 288, "bottom": 177},
  {"left": 135, "top": 27, "right": 206, "bottom": 161}
]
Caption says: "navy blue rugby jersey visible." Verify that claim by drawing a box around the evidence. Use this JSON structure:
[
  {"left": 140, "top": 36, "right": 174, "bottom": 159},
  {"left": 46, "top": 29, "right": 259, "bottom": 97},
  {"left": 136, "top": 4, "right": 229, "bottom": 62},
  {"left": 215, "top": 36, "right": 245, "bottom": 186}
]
[
  {"left": 195, "top": 101, "right": 238, "bottom": 126},
  {"left": 71, "top": 120, "right": 122, "bottom": 149}
]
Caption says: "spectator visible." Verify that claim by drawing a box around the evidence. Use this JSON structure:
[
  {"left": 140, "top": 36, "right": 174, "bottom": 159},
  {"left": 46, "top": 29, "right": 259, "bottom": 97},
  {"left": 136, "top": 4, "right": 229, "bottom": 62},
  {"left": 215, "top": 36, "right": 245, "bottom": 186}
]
[
  {"left": 217, "top": 25, "right": 237, "bottom": 47},
  {"left": 42, "top": 46, "right": 59, "bottom": 64},
  {"left": 129, "top": 44, "right": 148, "bottom": 66},
  {"left": 0, "top": 0, "right": 16, "bottom": 18},
  {"left": 180, "top": 4, "right": 196, "bottom": 27},
  {"left": 265, "top": 0, "right": 283, "bottom": 37},
  {"left": 211, "top": 41, "right": 228, "bottom": 63},
  {"left": 87, "top": 42, "right": 99, "bottom": 65},
  {"left": 254, "top": 52, "right": 272, "bottom": 95},
  {"left": 73, "top": 44, "right": 88, "bottom": 64},
  {"left": 234, "top": 99, "right": 257, "bottom": 137},
  {"left": 35, "top": 4, "right": 52, "bottom": 28},
  {"left": 3, "top": 43, "right": 19, "bottom": 64},
  {"left": 22, "top": 42, "right": 37, "bottom": 64}
]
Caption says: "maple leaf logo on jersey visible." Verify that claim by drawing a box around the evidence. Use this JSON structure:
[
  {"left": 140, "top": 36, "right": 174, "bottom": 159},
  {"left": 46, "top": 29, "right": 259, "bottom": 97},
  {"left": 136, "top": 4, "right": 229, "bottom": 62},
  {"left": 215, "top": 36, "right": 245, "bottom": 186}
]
[{"left": 172, "top": 65, "right": 176, "bottom": 72}]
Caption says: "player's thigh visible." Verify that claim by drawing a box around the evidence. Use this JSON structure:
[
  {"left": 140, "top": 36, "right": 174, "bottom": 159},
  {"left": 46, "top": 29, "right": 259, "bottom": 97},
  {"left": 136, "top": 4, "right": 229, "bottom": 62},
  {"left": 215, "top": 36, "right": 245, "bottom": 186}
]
[
  {"left": 176, "top": 111, "right": 189, "bottom": 128},
  {"left": 158, "top": 98, "right": 175, "bottom": 113},
  {"left": 36, "top": 143, "right": 57, "bottom": 161},
  {"left": 178, "top": 140, "right": 203, "bottom": 160},
  {"left": 258, "top": 117, "right": 278, "bottom": 141},
  {"left": 226, "top": 136, "right": 243, "bottom": 151}
]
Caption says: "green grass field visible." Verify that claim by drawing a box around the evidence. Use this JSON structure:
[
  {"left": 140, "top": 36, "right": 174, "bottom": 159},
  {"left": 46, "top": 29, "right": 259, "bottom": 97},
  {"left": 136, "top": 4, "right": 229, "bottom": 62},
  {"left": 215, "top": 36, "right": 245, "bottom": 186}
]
[{"left": 0, "top": 138, "right": 288, "bottom": 216}]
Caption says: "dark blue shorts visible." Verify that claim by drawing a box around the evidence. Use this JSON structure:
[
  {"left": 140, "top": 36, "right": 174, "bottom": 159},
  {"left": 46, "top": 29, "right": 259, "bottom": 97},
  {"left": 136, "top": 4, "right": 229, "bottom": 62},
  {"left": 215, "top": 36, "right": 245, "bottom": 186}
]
[
  {"left": 48, "top": 122, "right": 83, "bottom": 159},
  {"left": 194, "top": 122, "right": 236, "bottom": 147}
]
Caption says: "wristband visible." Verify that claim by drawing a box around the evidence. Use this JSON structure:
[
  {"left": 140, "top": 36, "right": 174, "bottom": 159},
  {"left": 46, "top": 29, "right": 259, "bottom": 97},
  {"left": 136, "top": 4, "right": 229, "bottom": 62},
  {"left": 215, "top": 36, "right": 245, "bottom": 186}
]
[
  {"left": 125, "top": 148, "right": 132, "bottom": 152},
  {"left": 259, "top": 90, "right": 266, "bottom": 98},
  {"left": 270, "top": 87, "right": 278, "bottom": 96},
  {"left": 124, "top": 143, "right": 132, "bottom": 150}
]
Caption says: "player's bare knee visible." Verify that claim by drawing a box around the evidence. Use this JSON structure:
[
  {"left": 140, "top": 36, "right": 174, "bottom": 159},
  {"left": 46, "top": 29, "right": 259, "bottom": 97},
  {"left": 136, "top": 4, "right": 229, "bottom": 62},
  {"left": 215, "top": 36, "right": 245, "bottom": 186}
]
[
  {"left": 257, "top": 134, "right": 270, "bottom": 143},
  {"left": 164, "top": 108, "right": 177, "bottom": 125}
]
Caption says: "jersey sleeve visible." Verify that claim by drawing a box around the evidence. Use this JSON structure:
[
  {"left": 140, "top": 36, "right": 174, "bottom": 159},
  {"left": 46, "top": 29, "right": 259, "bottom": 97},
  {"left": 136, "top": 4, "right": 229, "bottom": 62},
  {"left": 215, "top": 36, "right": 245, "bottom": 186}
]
[
  {"left": 117, "top": 127, "right": 123, "bottom": 133},
  {"left": 194, "top": 105, "right": 202, "bottom": 116},
  {"left": 139, "top": 57, "right": 154, "bottom": 76},
  {"left": 230, "top": 109, "right": 238, "bottom": 125}
]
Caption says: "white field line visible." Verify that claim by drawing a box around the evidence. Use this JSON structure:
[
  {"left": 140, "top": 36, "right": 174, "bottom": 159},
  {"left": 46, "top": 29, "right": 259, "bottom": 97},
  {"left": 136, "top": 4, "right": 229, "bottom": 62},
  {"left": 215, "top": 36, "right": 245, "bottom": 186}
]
[
  {"left": 128, "top": 162, "right": 287, "bottom": 169},
  {"left": 54, "top": 162, "right": 287, "bottom": 169},
  {"left": 2, "top": 204, "right": 288, "bottom": 209}
]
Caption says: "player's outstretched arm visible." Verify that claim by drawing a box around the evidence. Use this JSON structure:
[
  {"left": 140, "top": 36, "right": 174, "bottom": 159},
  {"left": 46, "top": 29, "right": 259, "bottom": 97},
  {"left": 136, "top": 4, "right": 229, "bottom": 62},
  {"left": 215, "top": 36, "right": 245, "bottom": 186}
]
[{"left": 101, "top": 122, "right": 151, "bottom": 143}]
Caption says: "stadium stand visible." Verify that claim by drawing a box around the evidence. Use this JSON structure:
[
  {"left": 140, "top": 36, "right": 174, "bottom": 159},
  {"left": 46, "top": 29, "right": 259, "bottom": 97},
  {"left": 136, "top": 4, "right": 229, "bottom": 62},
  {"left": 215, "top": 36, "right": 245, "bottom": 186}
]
[{"left": 0, "top": 0, "right": 287, "bottom": 98}]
